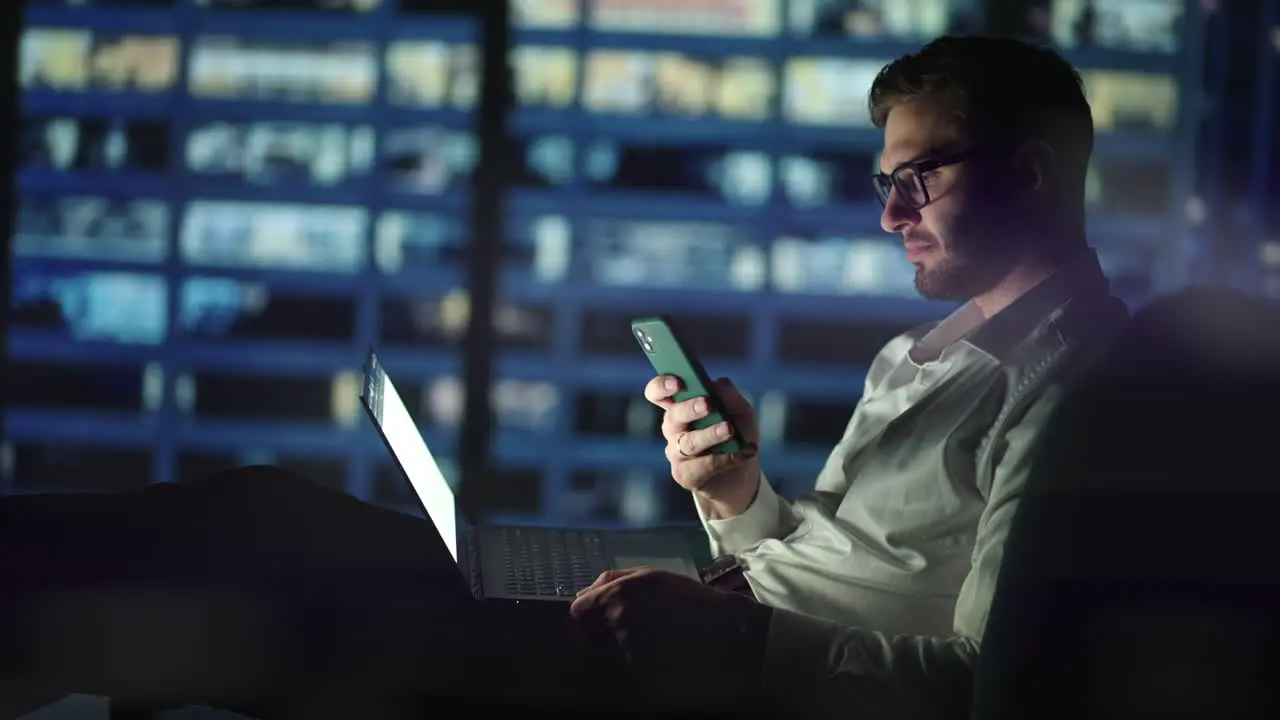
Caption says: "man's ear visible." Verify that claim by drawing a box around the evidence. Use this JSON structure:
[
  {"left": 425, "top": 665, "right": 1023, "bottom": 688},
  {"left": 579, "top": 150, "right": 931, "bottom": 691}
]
[{"left": 1012, "top": 140, "right": 1054, "bottom": 192}]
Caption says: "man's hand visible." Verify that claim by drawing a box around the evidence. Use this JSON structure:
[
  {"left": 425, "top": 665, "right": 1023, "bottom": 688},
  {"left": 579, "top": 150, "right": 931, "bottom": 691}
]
[
  {"left": 569, "top": 567, "right": 772, "bottom": 697},
  {"left": 644, "top": 375, "right": 762, "bottom": 518}
]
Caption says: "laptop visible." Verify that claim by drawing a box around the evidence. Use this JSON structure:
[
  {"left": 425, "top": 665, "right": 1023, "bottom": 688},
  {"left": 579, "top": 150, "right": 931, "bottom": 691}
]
[{"left": 359, "top": 349, "right": 701, "bottom": 603}]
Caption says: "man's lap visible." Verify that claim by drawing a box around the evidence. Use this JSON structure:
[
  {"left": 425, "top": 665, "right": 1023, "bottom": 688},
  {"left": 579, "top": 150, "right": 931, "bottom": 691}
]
[{"left": 0, "top": 466, "right": 629, "bottom": 710}]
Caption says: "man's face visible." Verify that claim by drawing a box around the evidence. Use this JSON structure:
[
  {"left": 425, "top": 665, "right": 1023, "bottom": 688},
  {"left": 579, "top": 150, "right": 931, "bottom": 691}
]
[{"left": 877, "top": 99, "right": 1019, "bottom": 302}]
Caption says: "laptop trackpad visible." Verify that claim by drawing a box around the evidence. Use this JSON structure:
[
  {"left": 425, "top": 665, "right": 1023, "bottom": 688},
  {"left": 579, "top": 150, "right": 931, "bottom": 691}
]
[
  {"left": 608, "top": 533, "right": 698, "bottom": 578},
  {"left": 614, "top": 554, "right": 696, "bottom": 577}
]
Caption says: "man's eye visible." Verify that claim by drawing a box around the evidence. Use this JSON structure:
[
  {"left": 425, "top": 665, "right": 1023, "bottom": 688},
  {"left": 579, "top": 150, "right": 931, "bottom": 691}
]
[{"left": 921, "top": 170, "right": 941, "bottom": 184}]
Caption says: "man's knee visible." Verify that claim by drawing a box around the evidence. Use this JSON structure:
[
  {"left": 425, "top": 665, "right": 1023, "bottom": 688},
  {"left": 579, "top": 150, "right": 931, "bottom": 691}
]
[
  {"left": 189, "top": 464, "right": 321, "bottom": 495},
  {"left": 172, "top": 464, "right": 377, "bottom": 557},
  {"left": 183, "top": 464, "right": 355, "bottom": 517}
]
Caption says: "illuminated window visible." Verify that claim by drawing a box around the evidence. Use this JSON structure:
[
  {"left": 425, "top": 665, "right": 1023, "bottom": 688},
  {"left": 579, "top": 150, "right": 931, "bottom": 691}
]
[
  {"left": 380, "top": 126, "right": 477, "bottom": 195},
  {"left": 95, "top": 35, "right": 182, "bottom": 93},
  {"left": 783, "top": 57, "right": 887, "bottom": 128},
  {"left": 584, "top": 140, "right": 773, "bottom": 206},
  {"left": 514, "top": 134, "right": 575, "bottom": 188},
  {"left": 586, "top": 0, "right": 781, "bottom": 37},
  {"left": 788, "top": 0, "right": 968, "bottom": 39},
  {"left": 186, "top": 121, "right": 376, "bottom": 186},
  {"left": 189, "top": 37, "right": 377, "bottom": 105},
  {"left": 11, "top": 268, "right": 169, "bottom": 345},
  {"left": 29, "top": 0, "right": 179, "bottom": 6},
  {"left": 386, "top": 41, "right": 480, "bottom": 109},
  {"left": 779, "top": 150, "right": 881, "bottom": 208},
  {"left": 20, "top": 29, "right": 181, "bottom": 94},
  {"left": 506, "top": 214, "right": 572, "bottom": 283},
  {"left": 1051, "top": 0, "right": 1181, "bottom": 54},
  {"left": 772, "top": 235, "right": 917, "bottom": 298},
  {"left": 584, "top": 50, "right": 774, "bottom": 122},
  {"left": 514, "top": 46, "right": 579, "bottom": 108},
  {"left": 374, "top": 211, "right": 466, "bottom": 275},
  {"left": 423, "top": 376, "right": 560, "bottom": 433},
  {"left": 14, "top": 196, "right": 169, "bottom": 263},
  {"left": 1082, "top": 70, "right": 1177, "bottom": 133},
  {"left": 180, "top": 201, "right": 368, "bottom": 273},
  {"left": 581, "top": 219, "right": 766, "bottom": 292},
  {"left": 379, "top": 293, "right": 554, "bottom": 352},
  {"left": 196, "top": 0, "right": 383, "bottom": 11},
  {"left": 179, "top": 277, "right": 358, "bottom": 346},
  {"left": 20, "top": 29, "right": 91, "bottom": 92},
  {"left": 21, "top": 116, "right": 171, "bottom": 174},
  {"left": 1086, "top": 159, "right": 1172, "bottom": 216},
  {"left": 513, "top": 0, "right": 579, "bottom": 28}
]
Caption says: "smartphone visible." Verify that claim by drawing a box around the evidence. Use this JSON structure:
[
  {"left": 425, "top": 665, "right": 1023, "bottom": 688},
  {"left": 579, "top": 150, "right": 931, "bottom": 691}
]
[{"left": 630, "top": 315, "right": 742, "bottom": 454}]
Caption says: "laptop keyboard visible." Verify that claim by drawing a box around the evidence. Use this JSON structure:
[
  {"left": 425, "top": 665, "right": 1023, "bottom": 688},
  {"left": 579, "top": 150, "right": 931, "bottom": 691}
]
[{"left": 500, "top": 527, "right": 610, "bottom": 597}]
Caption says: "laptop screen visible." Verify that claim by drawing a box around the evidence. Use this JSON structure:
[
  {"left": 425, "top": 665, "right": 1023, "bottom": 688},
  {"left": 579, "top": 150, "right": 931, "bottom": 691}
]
[{"left": 361, "top": 351, "right": 458, "bottom": 562}]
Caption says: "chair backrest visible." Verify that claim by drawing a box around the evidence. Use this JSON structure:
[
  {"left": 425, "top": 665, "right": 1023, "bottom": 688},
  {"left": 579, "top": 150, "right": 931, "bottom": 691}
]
[{"left": 973, "top": 287, "right": 1280, "bottom": 719}]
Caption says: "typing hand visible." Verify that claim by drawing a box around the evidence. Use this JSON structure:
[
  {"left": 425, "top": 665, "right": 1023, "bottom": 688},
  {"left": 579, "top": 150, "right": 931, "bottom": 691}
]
[{"left": 569, "top": 567, "right": 770, "bottom": 694}]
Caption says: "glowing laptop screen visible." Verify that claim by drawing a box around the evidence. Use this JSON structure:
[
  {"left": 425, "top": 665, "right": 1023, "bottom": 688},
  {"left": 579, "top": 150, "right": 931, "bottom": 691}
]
[{"left": 362, "top": 352, "right": 458, "bottom": 562}]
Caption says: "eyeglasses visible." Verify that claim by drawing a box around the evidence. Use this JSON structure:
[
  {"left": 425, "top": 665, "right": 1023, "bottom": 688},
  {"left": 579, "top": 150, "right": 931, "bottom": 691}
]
[{"left": 871, "top": 149, "right": 973, "bottom": 210}]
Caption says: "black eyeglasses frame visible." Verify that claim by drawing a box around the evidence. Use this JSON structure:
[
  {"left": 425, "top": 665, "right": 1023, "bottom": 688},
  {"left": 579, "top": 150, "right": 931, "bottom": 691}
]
[{"left": 871, "top": 149, "right": 975, "bottom": 210}]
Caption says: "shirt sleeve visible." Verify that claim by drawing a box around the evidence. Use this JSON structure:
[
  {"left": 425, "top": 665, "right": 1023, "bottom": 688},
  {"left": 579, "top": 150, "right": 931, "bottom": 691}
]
[
  {"left": 698, "top": 472, "right": 798, "bottom": 557},
  {"left": 758, "top": 387, "right": 1061, "bottom": 719}
]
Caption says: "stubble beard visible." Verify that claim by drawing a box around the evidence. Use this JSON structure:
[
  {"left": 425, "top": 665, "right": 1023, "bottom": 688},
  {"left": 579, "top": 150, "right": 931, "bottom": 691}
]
[{"left": 913, "top": 224, "right": 1020, "bottom": 303}]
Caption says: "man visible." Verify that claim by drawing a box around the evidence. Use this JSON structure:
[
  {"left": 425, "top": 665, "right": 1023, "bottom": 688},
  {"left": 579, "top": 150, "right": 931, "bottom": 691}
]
[{"left": 571, "top": 35, "right": 1130, "bottom": 718}]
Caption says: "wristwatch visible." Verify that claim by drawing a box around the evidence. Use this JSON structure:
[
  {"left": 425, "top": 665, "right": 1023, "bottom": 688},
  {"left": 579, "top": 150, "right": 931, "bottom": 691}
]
[{"left": 698, "top": 554, "right": 743, "bottom": 585}]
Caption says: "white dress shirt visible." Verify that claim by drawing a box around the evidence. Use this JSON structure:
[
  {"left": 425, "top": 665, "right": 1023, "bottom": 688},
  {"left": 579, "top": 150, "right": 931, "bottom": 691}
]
[{"left": 698, "top": 250, "right": 1130, "bottom": 716}]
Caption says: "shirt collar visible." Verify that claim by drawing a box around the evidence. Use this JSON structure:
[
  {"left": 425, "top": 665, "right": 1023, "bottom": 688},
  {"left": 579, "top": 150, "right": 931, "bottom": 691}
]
[{"left": 911, "top": 248, "right": 1111, "bottom": 364}]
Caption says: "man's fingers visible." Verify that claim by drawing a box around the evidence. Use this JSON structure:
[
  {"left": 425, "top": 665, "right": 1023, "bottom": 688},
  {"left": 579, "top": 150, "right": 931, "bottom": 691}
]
[
  {"left": 570, "top": 585, "right": 604, "bottom": 617},
  {"left": 570, "top": 567, "right": 647, "bottom": 617},
  {"left": 664, "top": 424, "right": 730, "bottom": 463},
  {"left": 588, "top": 567, "right": 641, "bottom": 591},
  {"left": 575, "top": 567, "right": 644, "bottom": 600},
  {"left": 672, "top": 450, "right": 754, "bottom": 492},
  {"left": 660, "top": 396, "right": 712, "bottom": 443},
  {"left": 666, "top": 424, "right": 757, "bottom": 490},
  {"left": 666, "top": 396, "right": 711, "bottom": 426},
  {"left": 679, "top": 423, "right": 735, "bottom": 456},
  {"left": 660, "top": 419, "right": 683, "bottom": 444},
  {"left": 655, "top": 378, "right": 755, "bottom": 444},
  {"left": 663, "top": 382, "right": 756, "bottom": 442},
  {"left": 643, "top": 375, "right": 682, "bottom": 407}
]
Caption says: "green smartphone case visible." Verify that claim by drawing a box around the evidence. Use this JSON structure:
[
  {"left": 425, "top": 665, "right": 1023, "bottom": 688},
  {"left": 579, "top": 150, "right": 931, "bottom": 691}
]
[{"left": 630, "top": 316, "right": 742, "bottom": 454}]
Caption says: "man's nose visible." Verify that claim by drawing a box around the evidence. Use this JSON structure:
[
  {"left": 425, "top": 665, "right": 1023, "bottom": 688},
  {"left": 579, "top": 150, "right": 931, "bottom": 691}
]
[{"left": 880, "top": 188, "right": 920, "bottom": 234}]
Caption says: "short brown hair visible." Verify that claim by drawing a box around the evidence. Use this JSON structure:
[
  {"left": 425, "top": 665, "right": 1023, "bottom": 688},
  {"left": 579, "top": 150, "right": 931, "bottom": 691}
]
[{"left": 869, "top": 36, "right": 1094, "bottom": 202}]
